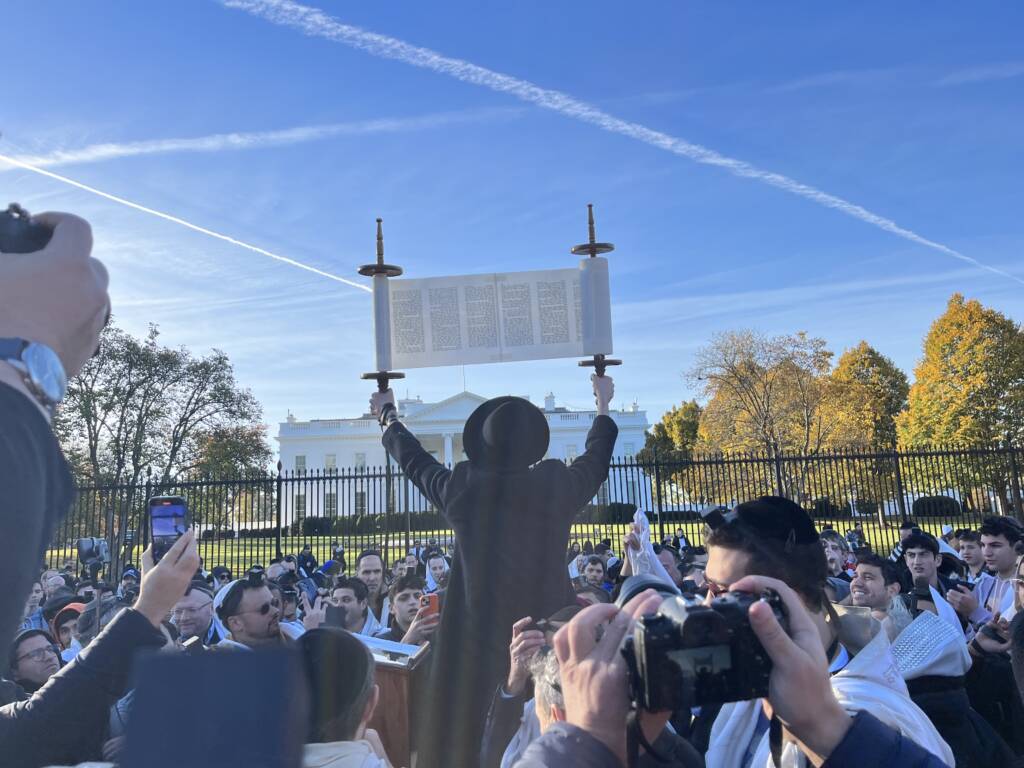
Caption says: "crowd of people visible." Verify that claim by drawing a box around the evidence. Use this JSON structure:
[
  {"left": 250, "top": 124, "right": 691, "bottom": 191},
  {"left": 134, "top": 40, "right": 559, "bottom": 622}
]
[{"left": 5, "top": 211, "right": 1024, "bottom": 768}]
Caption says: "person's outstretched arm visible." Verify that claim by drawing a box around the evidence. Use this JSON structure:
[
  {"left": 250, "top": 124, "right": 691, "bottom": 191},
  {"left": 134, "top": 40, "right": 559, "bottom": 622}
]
[
  {"left": 371, "top": 388, "right": 452, "bottom": 510},
  {"left": 564, "top": 375, "right": 618, "bottom": 511},
  {"left": 0, "top": 533, "right": 199, "bottom": 767}
]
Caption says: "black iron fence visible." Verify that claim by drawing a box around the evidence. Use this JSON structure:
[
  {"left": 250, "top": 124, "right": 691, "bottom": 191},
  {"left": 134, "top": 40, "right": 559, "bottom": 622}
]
[{"left": 49, "top": 444, "right": 1024, "bottom": 576}]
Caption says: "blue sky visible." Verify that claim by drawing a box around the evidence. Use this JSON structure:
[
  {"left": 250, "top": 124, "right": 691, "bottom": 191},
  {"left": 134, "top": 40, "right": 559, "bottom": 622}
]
[{"left": 3, "top": 2, "right": 1023, "bottom": 443}]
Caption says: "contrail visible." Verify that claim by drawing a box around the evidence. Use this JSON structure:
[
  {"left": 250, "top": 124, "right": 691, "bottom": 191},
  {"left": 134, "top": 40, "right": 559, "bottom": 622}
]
[
  {"left": 5, "top": 107, "right": 517, "bottom": 169},
  {"left": 0, "top": 152, "right": 371, "bottom": 292},
  {"left": 222, "top": 0, "right": 1023, "bottom": 286}
]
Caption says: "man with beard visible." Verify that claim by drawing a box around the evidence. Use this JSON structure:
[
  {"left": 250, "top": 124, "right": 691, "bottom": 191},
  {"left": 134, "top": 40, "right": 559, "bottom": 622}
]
[
  {"left": 170, "top": 582, "right": 219, "bottom": 646},
  {"left": 370, "top": 374, "right": 618, "bottom": 767},
  {"left": 214, "top": 571, "right": 283, "bottom": 650}
]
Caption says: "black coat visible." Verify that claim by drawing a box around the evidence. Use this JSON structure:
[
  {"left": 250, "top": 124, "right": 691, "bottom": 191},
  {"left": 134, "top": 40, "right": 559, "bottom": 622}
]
[
  {"left": 383, "top": 414, "right": 618, "bottom": 766},
  {"left": 0, "top": 608, "right": 165, "bottom": 767}
]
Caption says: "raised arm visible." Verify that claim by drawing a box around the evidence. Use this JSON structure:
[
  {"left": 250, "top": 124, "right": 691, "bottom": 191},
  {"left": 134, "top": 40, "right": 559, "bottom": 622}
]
[
  {"left": 564, "top": 375, "right": 618, "bottom": 511},
  {"left": 372, "top": 388, "right": 452, "bottom": 510}
]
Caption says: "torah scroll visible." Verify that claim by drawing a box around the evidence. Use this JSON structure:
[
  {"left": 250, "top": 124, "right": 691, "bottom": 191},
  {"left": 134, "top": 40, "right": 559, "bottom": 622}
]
[{"left": 370, "top": 258, "right": 613, "bottom": 370}]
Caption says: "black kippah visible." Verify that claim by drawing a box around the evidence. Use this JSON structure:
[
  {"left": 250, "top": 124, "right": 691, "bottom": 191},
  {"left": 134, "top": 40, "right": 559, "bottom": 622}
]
[{"left": 728, "top": 496, "right": 820, "bottom": 547}]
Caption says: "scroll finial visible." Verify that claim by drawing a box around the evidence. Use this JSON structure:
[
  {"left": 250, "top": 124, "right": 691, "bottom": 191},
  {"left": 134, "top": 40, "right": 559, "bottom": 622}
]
[
  {"left": 376, "top": 218, "right": 384, "bottom": 265},
  {"left": 570, "top": 203, "right": 614, "bottom": 258}
]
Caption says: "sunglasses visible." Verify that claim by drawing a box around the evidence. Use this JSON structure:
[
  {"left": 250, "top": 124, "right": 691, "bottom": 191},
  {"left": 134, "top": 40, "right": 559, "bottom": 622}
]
[{"left": 237, "top": 599, "right": 280, "bottom": 617}]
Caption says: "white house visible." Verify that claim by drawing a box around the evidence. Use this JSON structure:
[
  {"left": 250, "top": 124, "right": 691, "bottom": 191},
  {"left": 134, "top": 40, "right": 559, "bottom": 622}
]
[{"left": 275, "top": 391, "right": 650, "bottom": 519}]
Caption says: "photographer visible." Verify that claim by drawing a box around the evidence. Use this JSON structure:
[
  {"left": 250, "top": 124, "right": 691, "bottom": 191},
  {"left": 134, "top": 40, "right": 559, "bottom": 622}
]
[
  {"left": 515, "top": 580, "right": 953, "bottom": 768},
  {"left": 0, "top": 211, "right": 109, "bottom": 657},
  {"left": 0, "top": 532, "right": 199, "bottom": 767},
  {"left": 700, "top": 498, "right": 951, "bottom": 766}
]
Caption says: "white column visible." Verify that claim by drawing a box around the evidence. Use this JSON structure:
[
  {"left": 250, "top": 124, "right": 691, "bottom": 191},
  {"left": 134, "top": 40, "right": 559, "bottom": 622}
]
[{"left": 443, "top": 433, "right": 454, "bottom": 466}]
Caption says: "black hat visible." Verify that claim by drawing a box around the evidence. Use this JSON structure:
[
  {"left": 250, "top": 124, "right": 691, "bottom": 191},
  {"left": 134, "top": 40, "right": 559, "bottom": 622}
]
[
  {"left": 462, "top": 396, "right": 549, "bottom": 470},
  {"left": 704, "top": 496, "right": 819, "bottom": 548}
]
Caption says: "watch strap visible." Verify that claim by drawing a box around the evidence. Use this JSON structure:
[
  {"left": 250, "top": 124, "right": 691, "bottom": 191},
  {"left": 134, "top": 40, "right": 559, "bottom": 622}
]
[{"left": 0, "top": 337, "right": 27, "bottom": 360}]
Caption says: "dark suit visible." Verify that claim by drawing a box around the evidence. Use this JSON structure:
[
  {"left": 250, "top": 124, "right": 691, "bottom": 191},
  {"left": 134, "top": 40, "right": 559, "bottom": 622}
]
[{"left": 383, "top": 414, "right": 618, "bottom": 767}]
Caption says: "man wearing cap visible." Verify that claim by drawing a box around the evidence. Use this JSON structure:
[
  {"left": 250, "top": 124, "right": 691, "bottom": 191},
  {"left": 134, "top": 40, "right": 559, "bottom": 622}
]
[
  {"left": 701, "top": 496, "right": 953, "bottom": 768},
  {"left": 370, "top": 374, "right": 618, "bottom": 767},
  {"left": 171, "top": 582, "right": 220, "bottom": 646},
  {"left": 7, "top": 629, "right": 61, "bottom": 695},
  {"left": 117, "top": 567, "right": 140, "bottom": 600}
]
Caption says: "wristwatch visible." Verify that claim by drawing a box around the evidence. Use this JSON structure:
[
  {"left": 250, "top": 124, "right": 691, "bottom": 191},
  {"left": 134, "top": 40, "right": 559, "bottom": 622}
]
[{"left": 0, "top": 337, "right": 67, "bottom": 416}]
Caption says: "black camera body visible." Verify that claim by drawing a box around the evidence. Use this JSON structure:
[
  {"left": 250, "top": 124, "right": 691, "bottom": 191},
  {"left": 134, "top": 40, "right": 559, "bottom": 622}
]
[
  {"left": 623, "top": 589, "right": 786, "bottom": 712},
  {"left": 0, "top": 204, "right": 53, "bottom": 253}
]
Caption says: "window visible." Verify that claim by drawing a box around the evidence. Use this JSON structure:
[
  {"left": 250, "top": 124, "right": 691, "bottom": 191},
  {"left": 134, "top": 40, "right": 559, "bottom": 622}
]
[
  {"left": 624, "top": 442, "right": 636, "bottom": 458},
  {"left": 565, "top": 445, "right": 578, "bottom": 462},
  {"left": 325, "top": 454, "right": 337, "bottom": 471},
  {"left": 294, "top": 492, "right": 306, "bottom": 517},
  {"left": 627, "top": 480, "right": 639, "bottom": 505},
  {"left": 355, "top": 490, "right": 367, "bottom": 515},
  {"left": 355, "top": 453, "right": 367, "bottom": 469},
  {"left": 597, "top": 481, "right": 610, "bottom": 505},
  {"left": 325, "top": 491, "right": 338, "bottom": 516},
  {"left": 294, "top": 455, "right": 306, "bottom": 475}
]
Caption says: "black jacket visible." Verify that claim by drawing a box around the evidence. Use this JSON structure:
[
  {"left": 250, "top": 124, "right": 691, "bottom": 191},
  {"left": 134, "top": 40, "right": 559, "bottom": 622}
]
[
  {"left": 513, "top": 713, "right": 952, "bottom": 768},
  {"left": 383, "top": 414, "right": 618, "bottom": 768},
  {"left": 0, "top": 384, "right": 74, "bottom": 656},
  {"left": 0, "top": 607, "right": 165, "bottom": 768}
]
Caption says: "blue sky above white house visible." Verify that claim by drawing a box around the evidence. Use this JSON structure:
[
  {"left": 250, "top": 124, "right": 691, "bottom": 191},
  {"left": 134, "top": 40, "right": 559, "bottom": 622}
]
[{"left": 3, "top": 2, "right": 1023, "bottom": 436}]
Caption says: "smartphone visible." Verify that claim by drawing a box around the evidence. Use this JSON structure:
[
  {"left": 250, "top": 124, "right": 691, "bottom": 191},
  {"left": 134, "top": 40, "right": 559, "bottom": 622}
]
[
  {"left": 83, "top": 589, "right": 95, "bottom": 602},
  {"left": 525, "top": 618, "right": 551, "bottom": 634},
  {"left": 149, "top": 495, "right": 189, "bottom": 564},
  {"left": 419, "top": 593, "right": 440, "bottom": 618}
]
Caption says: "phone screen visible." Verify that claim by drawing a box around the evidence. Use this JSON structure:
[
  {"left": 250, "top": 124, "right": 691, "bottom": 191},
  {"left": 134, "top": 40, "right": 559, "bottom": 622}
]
[
  {"left": 152, "top": 504, "right": 187, "bottom": 537},
  {"left": 150, "top": 497, "right": 188, "bottom": 561}
]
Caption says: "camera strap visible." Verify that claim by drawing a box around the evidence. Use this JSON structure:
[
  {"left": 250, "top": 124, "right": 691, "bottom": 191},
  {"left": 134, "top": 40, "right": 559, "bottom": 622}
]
[{"left": 625, "top": 707, "right": 671, "bottom": 768}]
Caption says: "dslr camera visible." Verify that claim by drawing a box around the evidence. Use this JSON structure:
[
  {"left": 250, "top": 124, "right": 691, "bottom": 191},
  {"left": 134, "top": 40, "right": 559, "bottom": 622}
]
[{"left": 618, "top": 575, "right": 787, "bottom": 712}]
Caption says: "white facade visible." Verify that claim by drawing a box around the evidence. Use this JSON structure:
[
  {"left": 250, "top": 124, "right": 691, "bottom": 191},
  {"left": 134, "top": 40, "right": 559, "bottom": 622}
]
[{"left": 275, "top": 391, "right": 650, "bottom": 517}]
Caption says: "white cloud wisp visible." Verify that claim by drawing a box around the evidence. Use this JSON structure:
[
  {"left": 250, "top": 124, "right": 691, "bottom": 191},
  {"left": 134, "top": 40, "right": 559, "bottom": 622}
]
[
  {"left": 6, "top": 108, "right": 517, "bottom": 169},
  {"left": 0, "top": 152, "right": 371, "bottom": 293},
  {"left": 222, "top": 0, "right": 1023, "bottom": 287}
]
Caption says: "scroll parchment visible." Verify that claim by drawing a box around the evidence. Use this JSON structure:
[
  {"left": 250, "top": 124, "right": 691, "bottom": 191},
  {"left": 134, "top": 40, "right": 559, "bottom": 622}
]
[{"left": 370, "top": 258, "right": 613, "bottom": 370}]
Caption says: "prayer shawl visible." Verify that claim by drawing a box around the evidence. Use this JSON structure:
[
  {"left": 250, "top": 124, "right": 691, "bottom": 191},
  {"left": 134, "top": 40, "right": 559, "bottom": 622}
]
[
  {"left": 967, "top": 572, "right": 1015, "bottom": 634},
  {"left": 360, "top": 609, "right": 385, "bottom": 638},
  {"left": 887, "top": 610, "right": 971, "bottom": 680},
  {"left": 426, "top": 559, "right": 450, "bottom": 593},
  {"left": 625, "top": 509, "right": 676, "bottom": 587},
  {"left": 210, "top": 578, "right": 238, "bottom": 643},
  {"left": 706, "top": 619, "right": 954, "bottom": 768},
  {"left": 928, "top": 586, "right": 965, "bottom": 636},
  {"left": 367, "top": 598, "right": 391, "bottom": 630}
]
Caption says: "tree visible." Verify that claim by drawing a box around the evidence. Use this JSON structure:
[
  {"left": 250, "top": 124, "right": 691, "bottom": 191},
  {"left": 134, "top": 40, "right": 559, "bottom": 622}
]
[
  {"left": 637, "top": 400, "right": 702, "bottom": 465},
  {"left": 53, "top": 321, "right": 269, "bottom": 566},
  {"left": 898, "top": 294, "right": 1024, "bottom": 446},
  {"left": 897, "top": 294, "right": 1024, "bottom": 515},
  {"left": 828, "top": 341, "right": 909, "bottom": 448},
  {"left": 692, "top": 330, "right": 844, "bottom": 455}
]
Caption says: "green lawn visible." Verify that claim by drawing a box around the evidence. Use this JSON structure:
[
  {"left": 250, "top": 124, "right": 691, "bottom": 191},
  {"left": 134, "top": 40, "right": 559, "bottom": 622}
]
[{"left": 47, "top": 516, "right": 955, "bottom": 575}]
